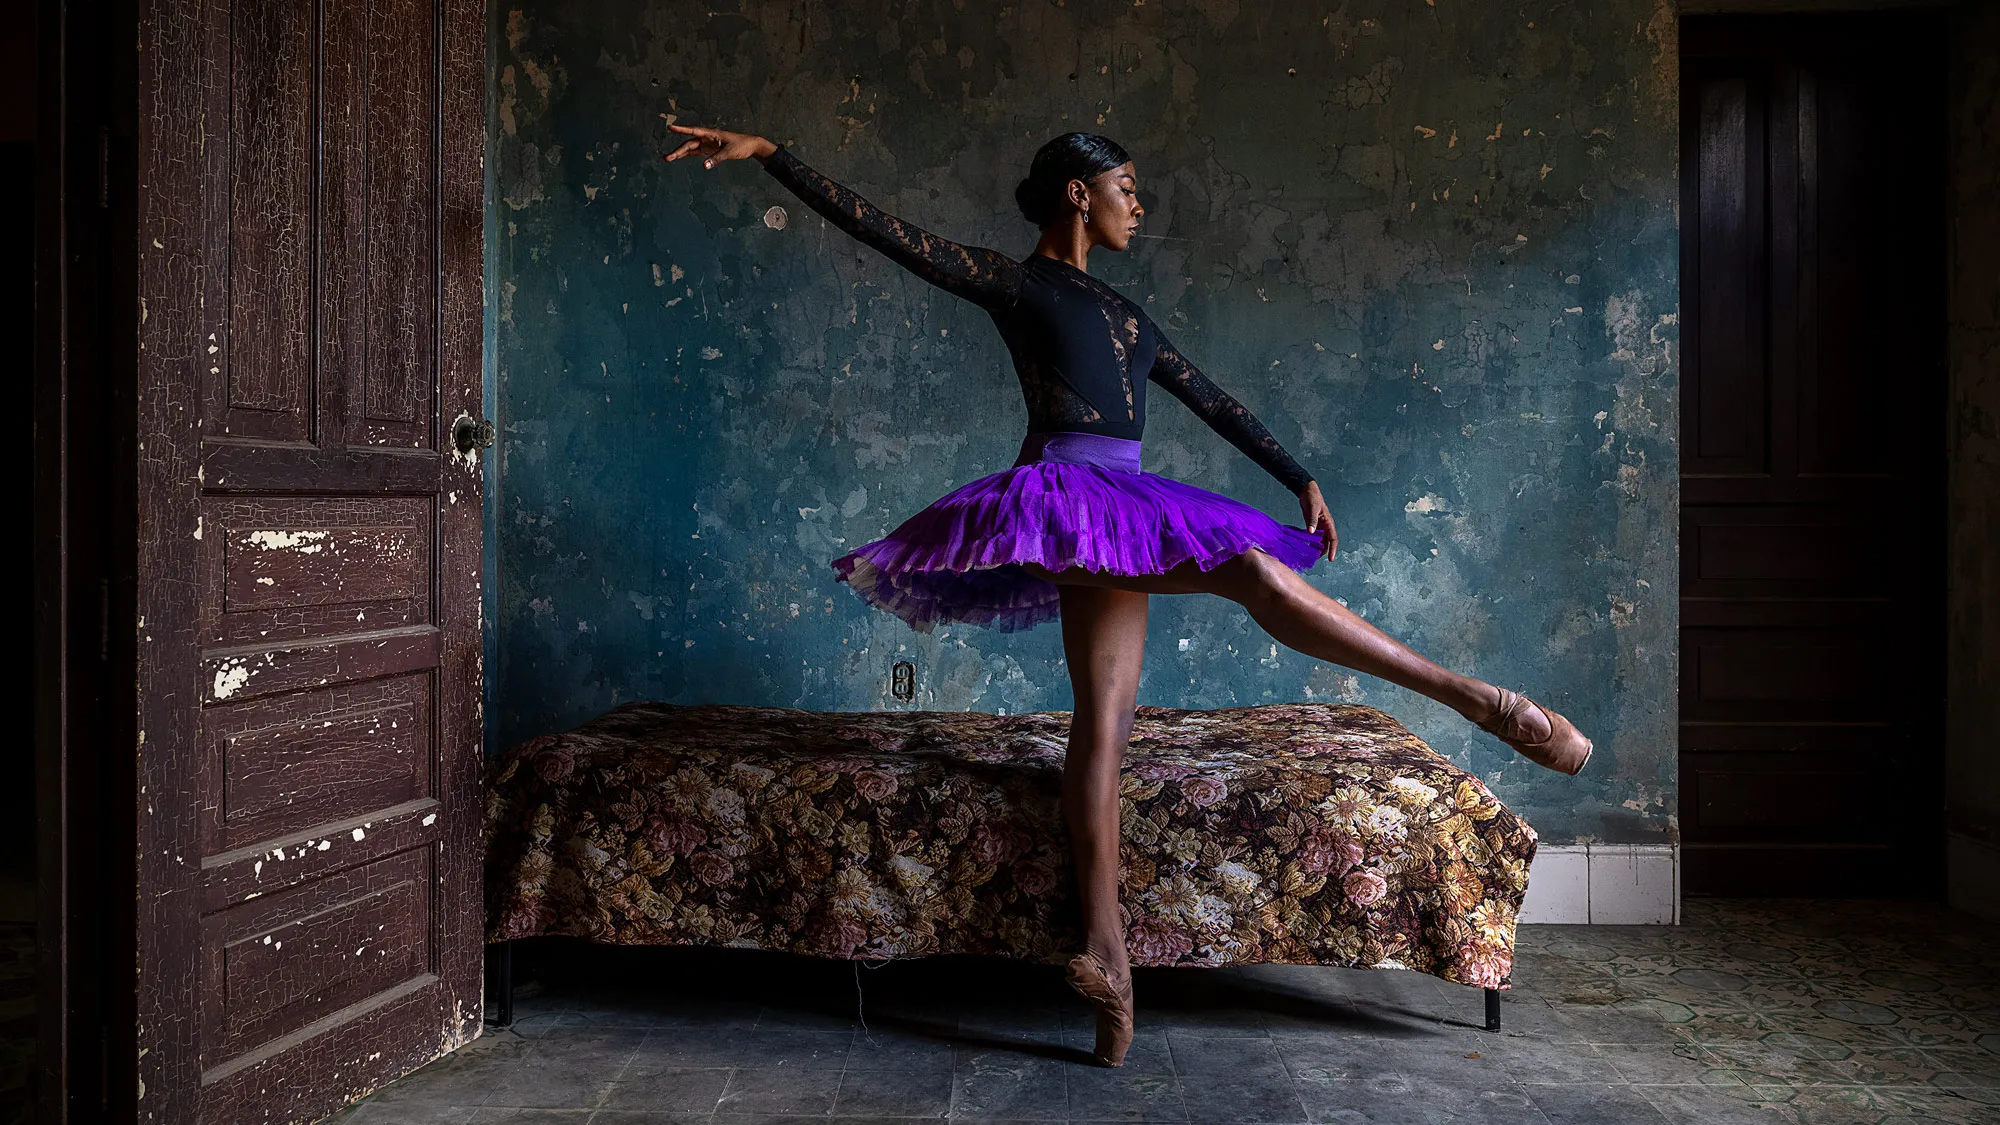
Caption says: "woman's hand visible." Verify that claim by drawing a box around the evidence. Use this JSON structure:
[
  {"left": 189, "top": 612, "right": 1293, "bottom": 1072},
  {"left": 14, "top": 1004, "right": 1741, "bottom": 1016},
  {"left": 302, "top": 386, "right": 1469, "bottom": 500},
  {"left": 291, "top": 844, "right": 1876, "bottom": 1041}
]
[
  {"left": 663, "top": 123, "right": 777, "bottom": 169},
  {"left": 1299, "top": 481, "right": 1338, "bottom": 561}
]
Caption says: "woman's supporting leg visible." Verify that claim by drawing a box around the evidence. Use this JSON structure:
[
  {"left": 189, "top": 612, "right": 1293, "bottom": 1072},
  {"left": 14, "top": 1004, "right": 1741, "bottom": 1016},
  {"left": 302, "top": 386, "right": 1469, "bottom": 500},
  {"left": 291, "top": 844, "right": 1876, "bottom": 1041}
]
[{"left": 1056, "top": 582, "right": 1150, "bottom": 994}]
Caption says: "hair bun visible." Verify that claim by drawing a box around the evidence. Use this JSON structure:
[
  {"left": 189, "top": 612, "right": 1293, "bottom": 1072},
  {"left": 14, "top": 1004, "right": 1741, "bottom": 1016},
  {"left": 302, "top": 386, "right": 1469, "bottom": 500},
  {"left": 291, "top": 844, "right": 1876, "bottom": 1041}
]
[{"left": 1014, "top": 176, "right": 1052, "bottom": 228}]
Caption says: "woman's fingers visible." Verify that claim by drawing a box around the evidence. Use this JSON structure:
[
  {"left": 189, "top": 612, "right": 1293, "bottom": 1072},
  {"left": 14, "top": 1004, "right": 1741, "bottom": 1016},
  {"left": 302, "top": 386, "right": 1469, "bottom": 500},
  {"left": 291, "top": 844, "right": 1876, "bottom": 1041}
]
[
  {"left": 1310, "top": 508, "right": 1338, "bottom": 561},
  {"left": 663, "top": 123, "right": 726, "bottom": 164},
  {"left": 662, "top": 124, "right": 771, "bottom": 168},
  {"left": 663, "top": 136, "right": 714, "bottom": 162}
]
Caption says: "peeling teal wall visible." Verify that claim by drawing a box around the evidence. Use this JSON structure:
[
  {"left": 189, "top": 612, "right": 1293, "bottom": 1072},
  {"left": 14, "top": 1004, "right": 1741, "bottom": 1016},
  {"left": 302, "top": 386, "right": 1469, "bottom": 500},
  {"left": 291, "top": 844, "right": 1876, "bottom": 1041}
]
[{"left": 485, "top": 0, "right": 1680, "bottom": 845}]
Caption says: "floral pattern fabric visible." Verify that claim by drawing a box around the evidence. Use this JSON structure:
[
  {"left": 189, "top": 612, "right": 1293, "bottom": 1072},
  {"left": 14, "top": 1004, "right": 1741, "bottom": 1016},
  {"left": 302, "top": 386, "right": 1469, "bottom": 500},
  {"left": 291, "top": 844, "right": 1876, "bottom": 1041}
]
[{"left": 484, "top": 702, "right": 1537, "bottom": 989}]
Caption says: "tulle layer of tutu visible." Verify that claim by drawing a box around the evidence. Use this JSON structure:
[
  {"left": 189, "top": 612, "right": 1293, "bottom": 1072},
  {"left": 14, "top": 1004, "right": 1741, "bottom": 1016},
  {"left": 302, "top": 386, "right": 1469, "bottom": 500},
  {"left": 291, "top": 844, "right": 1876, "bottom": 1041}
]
[{"left": 830, "top": 459, "right": 1323, "bottom": 633}]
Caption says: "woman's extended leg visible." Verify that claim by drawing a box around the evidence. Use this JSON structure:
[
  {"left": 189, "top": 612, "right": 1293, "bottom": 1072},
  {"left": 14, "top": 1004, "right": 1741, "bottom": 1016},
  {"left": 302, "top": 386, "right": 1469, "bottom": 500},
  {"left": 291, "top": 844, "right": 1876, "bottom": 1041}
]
[
  {"left": 1055, "top": 581, "right": 1147, "bottom": 1065},
  {"left": 1027, "top": 554, "right": 1509, "bottom": 728},
  {"left": 1217, "top": 552, "right": 1541, "bottom": 735},
  {"left": 1022, "top": 553, "right": 1586, "bottom": 767}
]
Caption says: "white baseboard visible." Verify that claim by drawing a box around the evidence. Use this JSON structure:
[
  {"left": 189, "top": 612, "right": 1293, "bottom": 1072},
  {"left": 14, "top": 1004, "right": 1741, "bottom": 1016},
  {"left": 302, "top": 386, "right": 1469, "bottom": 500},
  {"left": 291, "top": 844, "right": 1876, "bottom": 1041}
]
[
  {"left": 1948, "top": 832, "right": 2000, "bottom": 922},
  {"left": 1519, "top": 843, "right": 1680, "bottom": 925}
]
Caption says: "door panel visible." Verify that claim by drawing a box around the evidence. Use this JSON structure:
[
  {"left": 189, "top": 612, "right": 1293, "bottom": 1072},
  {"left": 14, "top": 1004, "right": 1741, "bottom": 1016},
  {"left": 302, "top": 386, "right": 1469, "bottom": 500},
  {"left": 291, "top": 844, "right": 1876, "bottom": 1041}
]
[
  {"left": 135, "top": 0, "right": 486, "bottom": 1118},
  {"left": 219, "top": 0, "right": 315, "bottom": 440},
  {"left": 200, "top": 674, "right": 434, "bottom": 854},
  {"left": 200, "top": 497, "right": 434, "bottom": 644},
  {"left": 1686, "top": 512, "right": 1867, "bottom": 591},
  {"left": 355, "top": 0, "right": 438, "bottom": 449},
  {"left": 1679, "top": 14, "right": 1946, "bottom": 897},
  {"left": 1689, "top": 73, "right": 1767, "bottom": 473},
  {"left": 199, "top": 848, "right": 435, "bottom": 1068}
]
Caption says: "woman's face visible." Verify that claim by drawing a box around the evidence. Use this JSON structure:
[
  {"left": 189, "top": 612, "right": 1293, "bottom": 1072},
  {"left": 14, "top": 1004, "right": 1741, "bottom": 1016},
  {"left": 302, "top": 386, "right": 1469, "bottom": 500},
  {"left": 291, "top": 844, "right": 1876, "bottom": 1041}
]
[{"left": 1076, "top": 162, "right": 1143, "bottom": 251}]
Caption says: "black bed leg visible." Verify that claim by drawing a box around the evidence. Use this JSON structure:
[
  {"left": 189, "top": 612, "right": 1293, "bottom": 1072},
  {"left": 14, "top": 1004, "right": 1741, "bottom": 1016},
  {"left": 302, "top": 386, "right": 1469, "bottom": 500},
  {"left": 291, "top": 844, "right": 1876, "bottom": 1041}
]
[
  {"left": 1483, "top": 988, "right": 1500, "bottom": 1032},
  {"left": 491, "top": 941, "right": 515, "bottom": 1028}
]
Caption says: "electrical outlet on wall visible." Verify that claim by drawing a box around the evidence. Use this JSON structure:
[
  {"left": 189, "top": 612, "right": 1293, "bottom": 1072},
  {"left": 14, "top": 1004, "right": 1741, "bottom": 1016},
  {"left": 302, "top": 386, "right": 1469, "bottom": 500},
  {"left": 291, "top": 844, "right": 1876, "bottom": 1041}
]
[{"left": 891, "top": 660, "right": 916, "bottom": 701}]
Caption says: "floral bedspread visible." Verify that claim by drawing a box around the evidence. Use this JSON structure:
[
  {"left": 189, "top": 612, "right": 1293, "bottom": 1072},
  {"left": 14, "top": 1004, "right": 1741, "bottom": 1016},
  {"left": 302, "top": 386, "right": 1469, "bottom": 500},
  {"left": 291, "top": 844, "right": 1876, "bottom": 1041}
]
[{"left": 484, "top": 702, "right": 1537, "bottom": 989}]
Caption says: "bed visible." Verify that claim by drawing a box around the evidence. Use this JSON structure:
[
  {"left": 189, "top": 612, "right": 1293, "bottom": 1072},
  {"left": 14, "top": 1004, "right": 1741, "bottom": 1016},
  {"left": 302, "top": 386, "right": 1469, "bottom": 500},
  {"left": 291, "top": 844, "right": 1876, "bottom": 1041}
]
[{"left": 483, "top": 701, "right": 1537, "bottom": 1029}]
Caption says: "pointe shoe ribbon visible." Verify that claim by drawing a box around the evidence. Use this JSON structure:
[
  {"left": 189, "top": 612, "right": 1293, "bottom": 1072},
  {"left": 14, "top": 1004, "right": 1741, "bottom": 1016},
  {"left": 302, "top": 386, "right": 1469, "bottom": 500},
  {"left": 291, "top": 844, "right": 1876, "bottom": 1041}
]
[
  {"left": 1478, "top": 688, "right": 1593, "bottom": 775},
  {"left": 1065, "top": 951, "right": 1134, "bottom": 1067}
]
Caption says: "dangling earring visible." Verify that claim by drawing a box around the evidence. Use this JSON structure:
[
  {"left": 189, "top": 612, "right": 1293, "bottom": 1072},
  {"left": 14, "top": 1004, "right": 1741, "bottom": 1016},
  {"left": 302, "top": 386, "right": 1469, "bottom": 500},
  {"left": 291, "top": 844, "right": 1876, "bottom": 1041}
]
[{"left": 1081, "top": 205, "right": 1090, "bottom": 226}]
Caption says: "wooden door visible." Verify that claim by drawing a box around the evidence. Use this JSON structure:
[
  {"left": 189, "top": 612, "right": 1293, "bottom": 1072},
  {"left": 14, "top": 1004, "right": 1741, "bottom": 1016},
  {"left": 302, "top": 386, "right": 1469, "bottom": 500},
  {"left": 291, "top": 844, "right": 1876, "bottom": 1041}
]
[
  {"left": 1679, "top": 14, "right": 1947, "bottom": 896},
  {"left": 132, "top": 0, "right": 487, "bottom": 1118}
]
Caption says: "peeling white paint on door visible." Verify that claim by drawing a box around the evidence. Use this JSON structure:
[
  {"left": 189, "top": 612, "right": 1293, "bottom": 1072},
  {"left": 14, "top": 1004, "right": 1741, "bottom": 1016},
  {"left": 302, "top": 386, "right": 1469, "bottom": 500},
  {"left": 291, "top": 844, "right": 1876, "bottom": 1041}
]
[
  {"left": 213, "top": 661, "right": 252, "bottom": 700},
  {"left": 245, "top": 529, "right": 330, "bottom": 553}
]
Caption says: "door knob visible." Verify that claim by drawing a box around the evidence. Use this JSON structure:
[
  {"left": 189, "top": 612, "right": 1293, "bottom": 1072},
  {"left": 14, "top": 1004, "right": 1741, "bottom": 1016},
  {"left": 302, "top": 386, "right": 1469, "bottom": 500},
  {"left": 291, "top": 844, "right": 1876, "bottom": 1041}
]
[{"left": 453, "top": 416, "right": 497, "bottom": 454}]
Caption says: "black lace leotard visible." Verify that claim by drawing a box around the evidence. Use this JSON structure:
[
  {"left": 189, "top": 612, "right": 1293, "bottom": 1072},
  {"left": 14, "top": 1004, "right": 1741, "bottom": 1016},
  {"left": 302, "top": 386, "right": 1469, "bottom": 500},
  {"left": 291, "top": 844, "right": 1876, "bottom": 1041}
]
[{"left": 762, "top": 146, "right": 1317, "bottom": 495}]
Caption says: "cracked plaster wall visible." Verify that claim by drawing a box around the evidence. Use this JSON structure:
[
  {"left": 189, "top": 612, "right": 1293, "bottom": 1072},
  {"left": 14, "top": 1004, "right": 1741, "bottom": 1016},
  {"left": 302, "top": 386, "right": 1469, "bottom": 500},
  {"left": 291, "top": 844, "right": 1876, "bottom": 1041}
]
[{"left": 485, "top": 0, "right": 1681, "bottom": 844}]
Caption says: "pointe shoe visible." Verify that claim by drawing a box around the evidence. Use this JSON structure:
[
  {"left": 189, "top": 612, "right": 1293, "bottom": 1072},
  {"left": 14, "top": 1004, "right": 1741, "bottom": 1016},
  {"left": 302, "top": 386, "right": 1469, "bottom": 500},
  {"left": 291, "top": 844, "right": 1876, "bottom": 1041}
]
[
  {"left": 1478, "top": 687, "right": 1593, "bottom": 775},
  {"left": 1065, "top": 951, "right": 1135, "bottom": 1067}
]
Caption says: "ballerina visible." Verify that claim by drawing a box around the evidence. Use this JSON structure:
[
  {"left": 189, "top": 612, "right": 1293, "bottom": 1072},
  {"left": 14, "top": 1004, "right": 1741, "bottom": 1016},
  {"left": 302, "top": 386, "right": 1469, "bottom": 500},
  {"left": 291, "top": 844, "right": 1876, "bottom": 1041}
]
[{"left": 665, "top": 124, "right": 1591, "bottom": 1068}]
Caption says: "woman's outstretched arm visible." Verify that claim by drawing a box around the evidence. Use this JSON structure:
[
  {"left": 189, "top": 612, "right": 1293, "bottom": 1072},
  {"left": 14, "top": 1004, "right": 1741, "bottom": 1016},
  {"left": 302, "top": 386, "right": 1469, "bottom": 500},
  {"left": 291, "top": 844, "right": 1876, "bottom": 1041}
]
[
  {"left": 665, "top": 124, "right": 1022, "bottom": 311},
  {"left": 1149, "top": 330, "right": 1338, "bottom": 559}
]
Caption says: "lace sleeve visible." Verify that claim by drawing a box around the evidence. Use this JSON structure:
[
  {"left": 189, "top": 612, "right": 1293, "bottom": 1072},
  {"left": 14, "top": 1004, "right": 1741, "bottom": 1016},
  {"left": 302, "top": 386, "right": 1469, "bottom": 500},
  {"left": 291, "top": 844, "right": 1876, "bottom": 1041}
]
[
  {"left": 1149, "top": 329, "right": 1316, "bottom": 495},
  {"left": 761, "top": 145, "right": 1022, "bottom": 310}
]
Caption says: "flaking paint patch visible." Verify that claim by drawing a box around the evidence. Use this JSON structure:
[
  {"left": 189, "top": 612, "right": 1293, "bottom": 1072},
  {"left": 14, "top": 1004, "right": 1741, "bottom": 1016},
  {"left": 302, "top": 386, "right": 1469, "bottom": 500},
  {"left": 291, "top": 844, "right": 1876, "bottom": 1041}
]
[
  {"left": 246, "top": 529, "right": 329, "bottom": 553},
  {"left": 213, "top": 661, "right": 252, "bottom": 700}
]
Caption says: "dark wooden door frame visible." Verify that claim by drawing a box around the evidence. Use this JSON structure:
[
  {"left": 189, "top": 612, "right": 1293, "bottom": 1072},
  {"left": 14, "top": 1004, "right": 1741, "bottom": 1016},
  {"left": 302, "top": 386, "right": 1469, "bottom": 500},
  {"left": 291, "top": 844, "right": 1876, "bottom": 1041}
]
[{"left": 36, "top": 0, "right": 137, "bottom": 1118}]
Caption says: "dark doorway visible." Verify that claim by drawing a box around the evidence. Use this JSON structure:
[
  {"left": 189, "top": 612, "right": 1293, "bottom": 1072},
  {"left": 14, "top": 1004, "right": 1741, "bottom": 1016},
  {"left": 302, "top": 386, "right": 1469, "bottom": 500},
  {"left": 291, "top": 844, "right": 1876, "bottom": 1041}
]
[{"left": 1679, "top": 13, "right": 1948, "bottom": 896}]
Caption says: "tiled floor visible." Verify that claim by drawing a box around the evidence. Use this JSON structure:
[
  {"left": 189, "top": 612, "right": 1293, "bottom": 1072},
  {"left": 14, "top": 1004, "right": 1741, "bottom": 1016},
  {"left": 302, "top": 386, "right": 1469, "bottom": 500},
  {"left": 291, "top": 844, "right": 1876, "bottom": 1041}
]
[{"left": 332, "top": 899, "right": 2000, "bottom": 1124}]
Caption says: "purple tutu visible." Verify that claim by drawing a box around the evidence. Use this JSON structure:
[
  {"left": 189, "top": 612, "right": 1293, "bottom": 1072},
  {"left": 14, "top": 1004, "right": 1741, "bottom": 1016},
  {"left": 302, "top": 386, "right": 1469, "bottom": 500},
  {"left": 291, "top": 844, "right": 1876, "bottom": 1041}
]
[{"left": 831, "top": 431, "right": 1323, "bottom": 633}]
